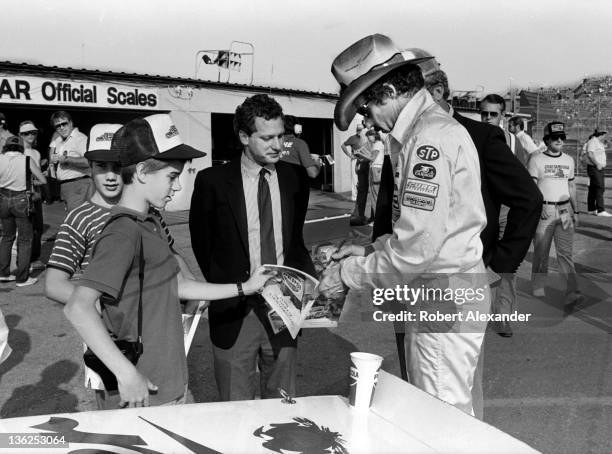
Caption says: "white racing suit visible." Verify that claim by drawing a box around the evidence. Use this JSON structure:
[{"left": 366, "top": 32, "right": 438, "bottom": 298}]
[{"left": 341, "top": 89, "right": 490, "bottom": 415}]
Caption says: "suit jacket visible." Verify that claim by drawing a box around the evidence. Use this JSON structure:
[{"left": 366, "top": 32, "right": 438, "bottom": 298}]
[
  {"left": 453, "top": 112, "right": 542, "bottom": 273},
  {"left": 189, "top": 157, "right": 315, "bottom": 349}
]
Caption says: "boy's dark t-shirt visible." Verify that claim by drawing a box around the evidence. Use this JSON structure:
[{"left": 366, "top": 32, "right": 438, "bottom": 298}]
[{"left": 78, "top": 206, "right": 187, "bottom": 405}]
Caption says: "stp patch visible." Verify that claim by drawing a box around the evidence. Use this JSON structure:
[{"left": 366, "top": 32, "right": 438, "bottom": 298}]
[{"left": 415, "top": 145, "right": 440, "bottom": 161}]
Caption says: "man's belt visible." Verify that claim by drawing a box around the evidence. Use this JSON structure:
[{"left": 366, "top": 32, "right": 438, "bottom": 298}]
[
  {"left": 59, "top": 176, "right": 90, "bottom": 185},
  {"left": 543, "top": 200, "right": 569, "bottom": 206}
]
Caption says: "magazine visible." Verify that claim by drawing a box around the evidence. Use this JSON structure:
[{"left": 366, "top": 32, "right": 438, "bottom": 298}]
[{"left": 261, "top": 264, "right": 346, "bottom": 339}]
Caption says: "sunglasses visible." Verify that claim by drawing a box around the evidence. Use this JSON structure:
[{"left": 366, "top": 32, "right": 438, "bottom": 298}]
[
  {"left": 480, "top": 111, "right": 500, "bottom": 119},
  {"left": 54, "top": 121, "right": 70, "bottom": 130},
  {"left": 357, "top": 103, "right": 371, "bottom": 119},
  {"left": 20, "top": 131, "right": 37, "bottom": 136}
]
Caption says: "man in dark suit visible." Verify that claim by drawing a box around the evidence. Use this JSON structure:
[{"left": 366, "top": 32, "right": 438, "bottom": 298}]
[
  {"left": 189, "top": 94, "right": 314, "bottom": 401},
  {"left": 425, "top": 68, "right": 542, "bottom": 419}
]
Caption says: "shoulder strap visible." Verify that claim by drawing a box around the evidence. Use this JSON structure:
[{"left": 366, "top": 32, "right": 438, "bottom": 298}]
[
  {"left": 136, "top": 234, "right": 144, "bottom": 355},
  {"left": 25, "top": 156, "right": 32, "bottom": 191},
  {"left": 99, "top": 212, "right": 145, "bottom": 352}
]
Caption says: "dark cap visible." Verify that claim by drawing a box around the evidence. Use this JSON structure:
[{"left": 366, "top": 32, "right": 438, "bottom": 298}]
[
  {"left": 543, "top": 121, "right": 566, "bottom": 141},
  {"left": 2, "top": 136, "right": 23, "bottom": 152},
  {"left": 111, "top": 114, "right": 206, "bottom": 167}
]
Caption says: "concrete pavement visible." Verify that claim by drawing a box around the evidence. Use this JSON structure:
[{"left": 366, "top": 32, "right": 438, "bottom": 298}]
[{"left": 0, "top": 183, "right": 610, "bottom": 453}]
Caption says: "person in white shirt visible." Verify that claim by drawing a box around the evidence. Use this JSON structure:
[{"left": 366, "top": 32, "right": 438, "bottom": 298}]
[
  {"left": 528, "top": 122, "right": 580, "bottom": 303},
  {"left": 49, "top": 111, "right": 90, "bottom": 211},
  {"left": 19, "top": 121, "right": 45, "bottom": 265},
  {"left": 0, "top": 137, "right": 47, "bottom": 286},
  {"left": 585, "top": 129, "right": 611, "bottom": 216},
  {"left": 508, "top": 116, "right": 545, "bottom": 166}
]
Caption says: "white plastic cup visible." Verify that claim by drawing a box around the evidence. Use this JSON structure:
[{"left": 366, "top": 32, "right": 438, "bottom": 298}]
[{"left": 348, "top": 352, "right": 383, "bottom": 411}]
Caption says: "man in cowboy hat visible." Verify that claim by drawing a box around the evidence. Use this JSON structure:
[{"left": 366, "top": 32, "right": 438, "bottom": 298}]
[{"left": 321, "top": 34, "right": 490, "bottom": 415}]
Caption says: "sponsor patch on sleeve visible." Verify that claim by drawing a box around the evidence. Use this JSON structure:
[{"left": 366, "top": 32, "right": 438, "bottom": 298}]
[
  {"left": 415, "top": 145, "right": 440, "bottom": 161},
  {"left": 402, "top": 192, "right": 436, "bottom": 211},
  {"left": 403, "top": 178, "right": 439, "bottom": 197},
  {"left": 411, "top": 163, "right": 437, "bottom": 180}
]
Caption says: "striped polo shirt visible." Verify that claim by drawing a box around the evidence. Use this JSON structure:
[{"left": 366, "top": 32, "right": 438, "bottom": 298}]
[{"left": 47, "top": 200, "right": 174, "bottom": 276}]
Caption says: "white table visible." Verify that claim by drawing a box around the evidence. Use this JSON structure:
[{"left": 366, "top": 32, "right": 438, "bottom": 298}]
[{"left": 0, "top": 371, "right": 539, "bottom": 453}]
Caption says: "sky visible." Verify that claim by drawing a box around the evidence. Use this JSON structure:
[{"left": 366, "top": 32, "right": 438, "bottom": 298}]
[{"left": 1, "top": 0, "right": 612, "bottom": 97}]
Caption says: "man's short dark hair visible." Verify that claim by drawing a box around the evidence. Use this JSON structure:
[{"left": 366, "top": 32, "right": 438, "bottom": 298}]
[
  {"left": 233, "top": 94, "right": 284, "bottom": 137},
  {"left": 362, "top": 64, "right": 424, "bottom": 105},
  {"left": 424, "top": 69, "right": 450, "bottom": 99},
  {"left": 480, "top": 94, "right": 506, "bottom": 112},
  {"left": 508, "top": 116, "right": 524, "bottom": 130},
  {"left": 50, "top": 110, "right": 72, "bottom": 126}
]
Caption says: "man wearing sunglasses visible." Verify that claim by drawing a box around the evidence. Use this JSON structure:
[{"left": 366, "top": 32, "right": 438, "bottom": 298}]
[
  {"left": 322, "top": 34, "right": 490, "bottom": 416},
  {"left": 478, "top": 94, "right": 534, "bottom": 338},
  {"left": 49, "top": 111, "right": 90, "bottom": 211},
  {"left": 528, "top": 122, "right": 579, "bottom": 302}
]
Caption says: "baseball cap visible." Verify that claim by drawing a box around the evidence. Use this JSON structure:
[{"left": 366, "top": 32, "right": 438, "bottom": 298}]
[
  {"left": 543, "top": 121, "right": 566, "bottom": 141},
  {"left": 2, "top": 136, "right": 23, "bottom": 153},
  {"left": 111, "top": 114, "right": 206, "bottom": 167},
  {"left": 84, "top": 124, "right": 122, "bottom": 162},
  {"left": 18, "top": 121, "right": 38, "bottom": 134},
  {"left": 331, "top": 34, "right": 434, "bottom": 131}
]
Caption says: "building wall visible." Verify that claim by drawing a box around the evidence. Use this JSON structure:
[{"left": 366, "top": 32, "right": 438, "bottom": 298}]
[{"left": 0, "top": 70, "right": 349, "bottom": 209}]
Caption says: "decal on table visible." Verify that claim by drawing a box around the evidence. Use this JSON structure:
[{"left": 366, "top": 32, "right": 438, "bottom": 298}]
[{"left": 254, "top": 417, "right": 348, "bottom": 454}]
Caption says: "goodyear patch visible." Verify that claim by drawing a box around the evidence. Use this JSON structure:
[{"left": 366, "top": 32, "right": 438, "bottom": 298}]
[
  {"left": 412, "top": 163, "right": 437, "bottom": 180},
  {"left": 402, "top": 192, "right": 435, "bottom": 211},
  {"left": 403, "top": 179, "right": 439, "bottom": 197},
  {"left": 415, "top": 145, "right": 440, "bottom": 161}
]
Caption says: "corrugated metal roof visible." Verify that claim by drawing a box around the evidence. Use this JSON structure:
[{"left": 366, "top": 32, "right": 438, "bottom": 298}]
[{"left": 0, "top": 60, "right": 339, "bottom": 101}]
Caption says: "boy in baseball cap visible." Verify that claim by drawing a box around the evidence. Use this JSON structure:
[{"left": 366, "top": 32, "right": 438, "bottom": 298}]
[{"left": 64, "top": 114, "right": 270, "bottom": 409}]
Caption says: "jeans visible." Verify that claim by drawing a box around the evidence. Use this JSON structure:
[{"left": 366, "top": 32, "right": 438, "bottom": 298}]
[
  {"left": 0, "top": 189, "right": 33, "bottom": 283},
  {"left": 531, "top": 204, "right": 577, "bottom": 294},
  {"left": 586, "top": 165, "right": 605, "bottom": 212}
]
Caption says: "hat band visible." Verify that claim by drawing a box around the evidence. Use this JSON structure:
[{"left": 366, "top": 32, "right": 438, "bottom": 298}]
[{"left": 336, "top": 52, "right": 404, "bottom": 86}]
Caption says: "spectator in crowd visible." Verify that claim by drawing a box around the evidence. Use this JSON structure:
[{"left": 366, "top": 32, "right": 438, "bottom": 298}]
[
  {"left": 341, "top": 123, "right": 365, "bottom": 205},
  {"left": 322, "top": 34, "right": 489, "bottom": 416},
  {"left": 46, "top": 123, "right": 199, "bottom": 409},
  {"left": 280, "top": 115, "right": 321, "bottom": 178},
  {"left": 49, "top": 111, "right": 90, "bottom": 211},
  {"left": 341, "top": 123, "right": 374, "bottom": 225},
  {"left": 585, "top": 129, "right": 611, "bottom": 216},
  {"left": 0, "top": 136, "right": 47, "bottom": 287},
  {"left": 508, "top": 116, "right": 545, "bottom": 166},
  {"left": 478, "top": 93, "right": 539, "bottom": 338},
  {"left": 189, "top": 94, "right": 314, "bottom": 402},
  {"left": 480, "top": 94, "right": 527, "bottom": 160},
  {"left": 64, "top": 114, "right": 270, "bottom": 408},
  {"left": 19, "top": 121, "right": 44, "bottom": 266},
  {"left": 529, "top": 122, "right": 580, "bottom": 303},
  {"left": 0, "top": 113, "right": 15, "bottom": 152},
  {"left": 367, "top": 130, "right": 384, "bottom": 218}
]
